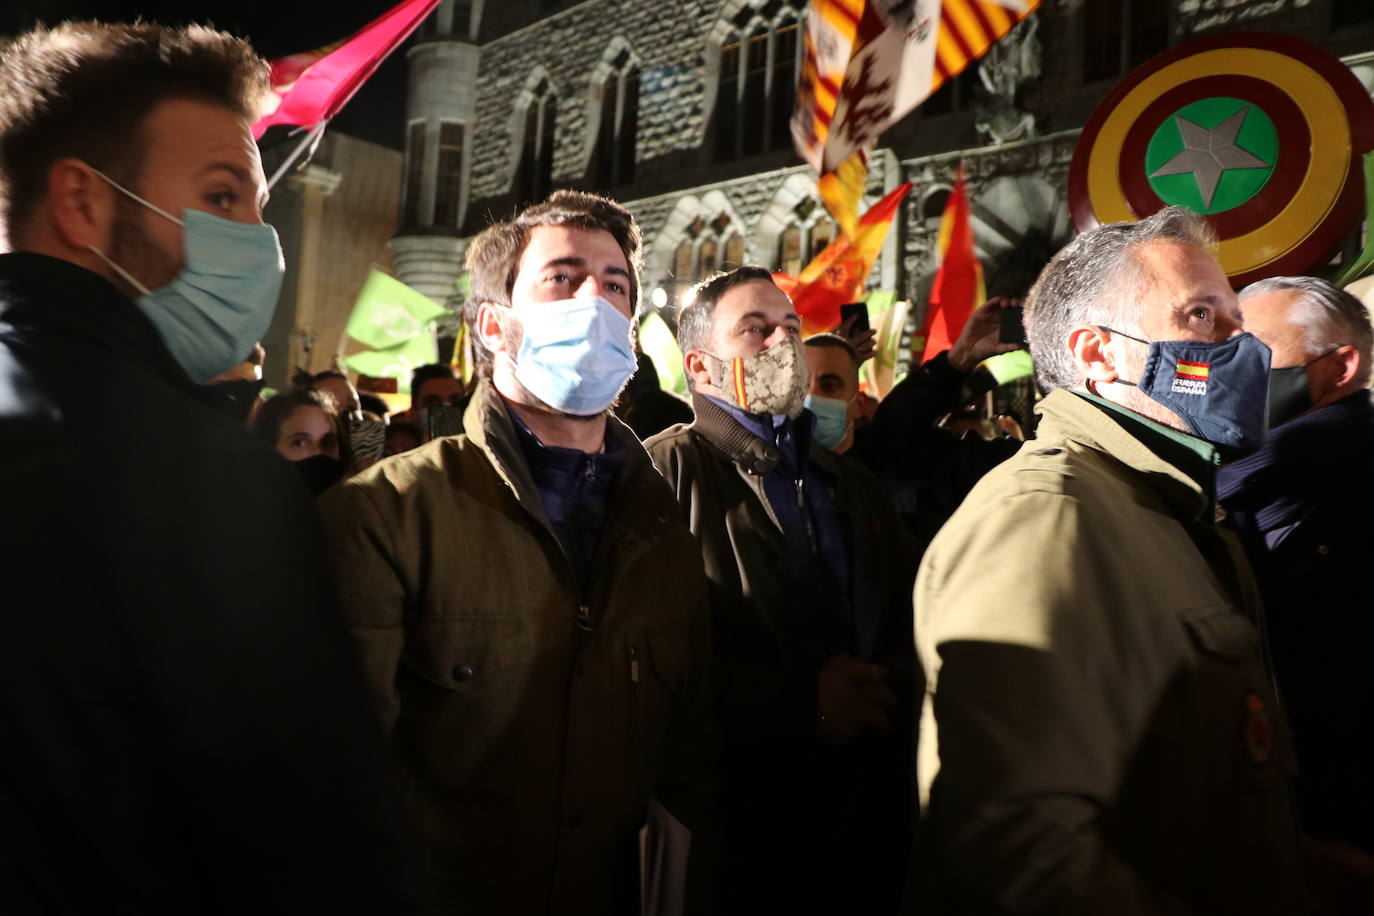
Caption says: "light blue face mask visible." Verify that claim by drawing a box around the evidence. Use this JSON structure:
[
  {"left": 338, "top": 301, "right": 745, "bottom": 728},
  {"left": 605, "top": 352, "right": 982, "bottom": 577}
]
[
  {"left": 505, "top": 295, "right": 638, "bottom": 416},
  {"left": 804, "top": 393, "right": 852, "bottom": 450},
  {"left": 86, "top": 168, "right": 284, "bottom": 383}
]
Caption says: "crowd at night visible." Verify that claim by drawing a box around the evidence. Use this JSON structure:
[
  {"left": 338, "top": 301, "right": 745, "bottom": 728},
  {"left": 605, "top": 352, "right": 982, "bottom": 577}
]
[{"left": 3, "top": 1, "right": 1374, "bottom": 914}]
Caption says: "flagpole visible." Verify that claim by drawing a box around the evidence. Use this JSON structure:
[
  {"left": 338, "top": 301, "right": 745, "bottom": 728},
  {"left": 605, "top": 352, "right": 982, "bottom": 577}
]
[{"left": 265, "top": 119, "right": 329, "bottom": 192}]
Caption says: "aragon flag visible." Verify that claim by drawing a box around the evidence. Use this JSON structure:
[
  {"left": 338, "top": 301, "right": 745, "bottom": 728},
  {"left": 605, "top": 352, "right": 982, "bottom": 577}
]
[
  {"left": 921, "top": 164, "right": 985, "bottom": 363},
  {"left": 253, "top": 0, "right": 443, "bottom": 139}
]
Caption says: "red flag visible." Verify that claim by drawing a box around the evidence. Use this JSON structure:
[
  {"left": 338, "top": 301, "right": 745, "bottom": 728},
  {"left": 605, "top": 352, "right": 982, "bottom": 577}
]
[
  {"left": 775, "top": 182, "right": 911, "bottom": 335},
  {"left": 921, "top": 165, "right": 985, "bottom": 363},
  {"left": 253, "top": 0, "right": 442, "bottom": 139}
]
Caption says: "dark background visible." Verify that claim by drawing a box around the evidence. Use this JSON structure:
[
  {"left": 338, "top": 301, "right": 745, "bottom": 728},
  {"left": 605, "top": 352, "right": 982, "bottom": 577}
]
[{"left": 1, "top": 0, "right": 418, "bottom": 149}]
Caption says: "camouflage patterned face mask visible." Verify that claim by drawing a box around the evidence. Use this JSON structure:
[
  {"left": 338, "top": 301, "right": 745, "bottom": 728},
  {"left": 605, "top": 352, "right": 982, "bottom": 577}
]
[{"left": 707, "top": 335, "right": 809, "bottom": 419}]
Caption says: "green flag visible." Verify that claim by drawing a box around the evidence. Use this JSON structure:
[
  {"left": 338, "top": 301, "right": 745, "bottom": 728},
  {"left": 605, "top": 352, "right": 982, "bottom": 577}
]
[
  {"left": 342, "top": 333, "right": 437, "bottom": 393},
  {"left": 865, "top": 289, "right": 896, "bottom": 317},
  {"left": 639, "top": 311, "right": 687, "bottom": 395},
  {"left": 983, "top": 349, "right": 1035, "bottom": 385},
  {"left": 345, "top": 269, "right": 448, "bottom": 350}
]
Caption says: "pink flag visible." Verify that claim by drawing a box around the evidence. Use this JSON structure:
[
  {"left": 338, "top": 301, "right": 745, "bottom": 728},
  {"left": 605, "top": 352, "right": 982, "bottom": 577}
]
[{"left": 253, "top": 0, "right": 443, "bottom": 139}]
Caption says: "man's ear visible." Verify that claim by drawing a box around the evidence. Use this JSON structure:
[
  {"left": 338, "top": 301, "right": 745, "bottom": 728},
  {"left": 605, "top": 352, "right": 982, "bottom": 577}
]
[
  {"left": 46, "top": 158, "right": 115, "bottom": 253},
  {"left": 1068, "top": 324, "right": 1120, "bottom": 384},
  {"left": 683, "top": 348, "right": 714, "bottom": 391},
  {"left": 1314, "top": 344, "right": 1363, "bottom": 400},
  {"left": 475, "top": 302, "right": 508, "bottom": 357}
]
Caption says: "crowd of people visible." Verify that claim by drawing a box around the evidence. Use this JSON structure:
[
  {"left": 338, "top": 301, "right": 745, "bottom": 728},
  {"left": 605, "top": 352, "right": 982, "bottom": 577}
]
[{"left": 1, "top": 17, "right": 1372, "bottom": 916}]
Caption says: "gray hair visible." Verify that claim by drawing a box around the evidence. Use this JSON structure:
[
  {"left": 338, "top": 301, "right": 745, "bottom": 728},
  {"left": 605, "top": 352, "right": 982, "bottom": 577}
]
[
  {"left": 1239, "top": 275, "right": 1373, "bottom": 387},
  {"left": 1025, "top": 206, "right": 1216, "bottom": 391}
]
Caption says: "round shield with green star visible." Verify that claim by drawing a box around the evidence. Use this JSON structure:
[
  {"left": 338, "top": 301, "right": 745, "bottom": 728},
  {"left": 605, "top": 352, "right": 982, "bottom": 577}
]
[{"left": 1068, "top": 32, "right": 1374, "bottom": 286}]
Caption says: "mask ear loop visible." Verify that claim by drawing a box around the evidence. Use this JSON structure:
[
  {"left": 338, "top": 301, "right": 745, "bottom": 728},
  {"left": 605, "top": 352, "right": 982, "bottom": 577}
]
[{"left": 86, "top": 244, "right": 151, "bottom": 296}]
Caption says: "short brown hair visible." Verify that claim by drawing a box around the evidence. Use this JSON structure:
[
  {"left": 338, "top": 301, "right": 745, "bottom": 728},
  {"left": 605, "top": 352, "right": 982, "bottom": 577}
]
[
  {"left": 0, "top": 21, "right": 269, "bottom": 246},
  {"left": 463, "top": 190, "right": 642, "bottom": 377}
]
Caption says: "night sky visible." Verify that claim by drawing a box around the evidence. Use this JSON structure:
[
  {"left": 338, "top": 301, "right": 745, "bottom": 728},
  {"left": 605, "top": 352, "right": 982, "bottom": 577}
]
[{"left": 1, "top": 0, "right": 417, "bottom": 149}]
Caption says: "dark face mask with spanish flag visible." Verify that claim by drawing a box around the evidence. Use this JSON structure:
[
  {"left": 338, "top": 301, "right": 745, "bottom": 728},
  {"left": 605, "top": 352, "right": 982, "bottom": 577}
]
[{"left": 1101, "top": 327, "right": 1272, "bottom": 455}]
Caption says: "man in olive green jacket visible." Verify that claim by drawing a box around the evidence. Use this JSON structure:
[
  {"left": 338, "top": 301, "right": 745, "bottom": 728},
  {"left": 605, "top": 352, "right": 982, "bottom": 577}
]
[
  {"left": 914, "top": 207, "right": 1303, "bottom": 914},
  {"left": 320, "top": 192, "right": 716, "bottom": 915}
]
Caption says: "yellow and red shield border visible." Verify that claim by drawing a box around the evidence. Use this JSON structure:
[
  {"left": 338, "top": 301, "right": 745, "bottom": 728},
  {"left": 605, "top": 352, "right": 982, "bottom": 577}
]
[{"left": 1068, "top": 32, "right": 1374, "bottom": 287}]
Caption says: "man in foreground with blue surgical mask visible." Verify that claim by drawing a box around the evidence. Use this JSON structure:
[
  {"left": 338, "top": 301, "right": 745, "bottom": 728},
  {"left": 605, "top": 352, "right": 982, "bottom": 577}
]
[
  {"left": 319, "top": 190, "right": 718, "bottom": 915},
  {"left": 646, "top": 267, "right": 917, "bottom": 914},
  {"left": 914, "top": 206, "right": 1303, "bottom": 914},
  {"left": 0, "top": 21, "right": 420, "bottom": 912}
]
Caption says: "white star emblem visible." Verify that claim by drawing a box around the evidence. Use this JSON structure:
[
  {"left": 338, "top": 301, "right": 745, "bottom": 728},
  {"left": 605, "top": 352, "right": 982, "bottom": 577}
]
[{"left": 1149, "top": 106, "right": 1271, "bottom": 209}]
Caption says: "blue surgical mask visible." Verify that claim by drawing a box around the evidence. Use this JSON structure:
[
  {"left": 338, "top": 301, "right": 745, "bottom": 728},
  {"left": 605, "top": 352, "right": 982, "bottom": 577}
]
[
  {"left": 504, "top": 295, "right": 638, "bottom": 416},
  {"left": 86, "top": 168, "right": 284, "bottom": 383},
  {"left": 1103, "top": 327, "right": 1271, "bottom": 453},
  {"left": 804, "top": 393, "right": 852, "bottom": 450}
]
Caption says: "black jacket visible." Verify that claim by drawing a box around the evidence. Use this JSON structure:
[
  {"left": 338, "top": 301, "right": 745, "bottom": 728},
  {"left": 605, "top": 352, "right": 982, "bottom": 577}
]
[
  {"left": 646, "top": 397, "right": 917, "bottom": 915},
  {"left": 847, "top": 351, "right": 1019, "bottom": 554},
  {"left": 0, "top": 253, "right": 420, "bottom": 913},
  {"left": 1218, "top": 390, "right": 1374, "bottom": 854}
]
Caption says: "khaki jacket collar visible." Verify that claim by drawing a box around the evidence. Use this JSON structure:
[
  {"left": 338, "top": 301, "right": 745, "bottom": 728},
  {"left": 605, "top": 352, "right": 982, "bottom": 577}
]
[{"left": 1035, "top": 389, "right": 1216, "bottom": 523}]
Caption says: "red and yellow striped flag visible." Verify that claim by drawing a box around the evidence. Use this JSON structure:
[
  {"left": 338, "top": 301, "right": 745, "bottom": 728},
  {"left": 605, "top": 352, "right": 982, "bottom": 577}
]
[{"left": 794, "top": 1, "right": 1039, "bottom": 230}]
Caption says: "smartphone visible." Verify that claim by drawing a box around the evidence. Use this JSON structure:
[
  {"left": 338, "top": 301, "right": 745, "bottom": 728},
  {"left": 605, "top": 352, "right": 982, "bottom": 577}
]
[
  {"left": 840, "top": 302, "right": 870, "bottom": 335},
  {"left": 999, "top": 305, "right": 1027, "bottom": 345},
  {"left": 425, "top": 403, "right": 465, "bottom": 441}
]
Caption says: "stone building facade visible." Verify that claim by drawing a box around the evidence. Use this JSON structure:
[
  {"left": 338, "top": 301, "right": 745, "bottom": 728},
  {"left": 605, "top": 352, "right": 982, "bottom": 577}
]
[
  {"left": 391, "top": 0, "right": 1374, "bottom": 358},
  {"left": 261, "top": 132, "right": 402, "bottom": 388}
]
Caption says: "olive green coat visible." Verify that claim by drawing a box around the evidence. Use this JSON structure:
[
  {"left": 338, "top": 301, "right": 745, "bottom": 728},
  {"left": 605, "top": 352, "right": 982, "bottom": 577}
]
[
  {"left": 914, "top": 389, "right": 1303, "bottom": 915},
  {"left": 319, "top": 381, "right": 717, "bottom": 915}
]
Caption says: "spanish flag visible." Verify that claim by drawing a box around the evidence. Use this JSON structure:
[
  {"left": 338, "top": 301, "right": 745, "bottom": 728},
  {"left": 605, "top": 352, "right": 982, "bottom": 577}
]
[
  {"left": 921, "top": 164, "right": 985, "bottom": 363},
  {"left": 1176, "top": 360, "right": 1210, "bottom": 381}
]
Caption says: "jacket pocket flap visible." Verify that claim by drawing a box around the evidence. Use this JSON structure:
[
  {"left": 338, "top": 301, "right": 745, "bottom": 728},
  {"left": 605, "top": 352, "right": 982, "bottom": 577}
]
[
  {"left": 407, "top": 613, "right": 532, "bottom": 688},
  {"left": 1179, "top": 604, "right": 1259, "bottom": 662}
]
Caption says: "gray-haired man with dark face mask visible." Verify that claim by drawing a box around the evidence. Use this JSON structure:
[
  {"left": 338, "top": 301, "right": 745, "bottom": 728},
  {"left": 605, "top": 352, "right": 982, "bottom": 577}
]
[
  {"left": 1219, "top": 276, "right": 1374, "bottom": 899},
  {"left": 915, "top": 207, "right": 1302, "bottom": 914}
]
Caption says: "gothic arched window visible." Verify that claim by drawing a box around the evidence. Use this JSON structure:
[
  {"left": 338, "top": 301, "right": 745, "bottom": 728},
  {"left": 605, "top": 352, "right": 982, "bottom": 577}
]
[
  {"left": 593, "top": 51, "right": 640, "bottom": 190},
  {"left": 515, "top": 79, "right": 557, "bottom": 206},
  {"left": 673, "top": 213, "right": 747, "bottom": 283},
  {"left": 714, "top": 3, "right": 805, "bottom": 162},
  {"left": 775, "top": 197, "right": 836, "bottom": 274}
]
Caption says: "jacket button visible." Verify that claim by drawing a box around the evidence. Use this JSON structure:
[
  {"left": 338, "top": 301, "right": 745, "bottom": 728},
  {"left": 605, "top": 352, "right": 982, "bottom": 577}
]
[
  {"left": 452, "top": 664, "right": 474, "bottom": 682},
  {"left": 1316, "top": 545, "right": 1331, "bottom": 556},
  {"left": 1214, "top": 505, "right": 1228, "bottom": 523}
]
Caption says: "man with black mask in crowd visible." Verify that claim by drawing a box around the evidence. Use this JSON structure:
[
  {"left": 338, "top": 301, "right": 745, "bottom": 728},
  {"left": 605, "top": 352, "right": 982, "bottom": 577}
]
[
  {"left": 0, "top": 22, "right": 418, "bottom": 913},
  {"left": 1220, "top": 276, "right": 1374, "bottom": 906}
]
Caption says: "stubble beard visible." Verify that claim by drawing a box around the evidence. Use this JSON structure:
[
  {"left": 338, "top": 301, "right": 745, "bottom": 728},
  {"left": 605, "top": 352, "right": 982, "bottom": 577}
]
[{"left": 107, "top": 196, "right": 181, "bottom": 299}]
